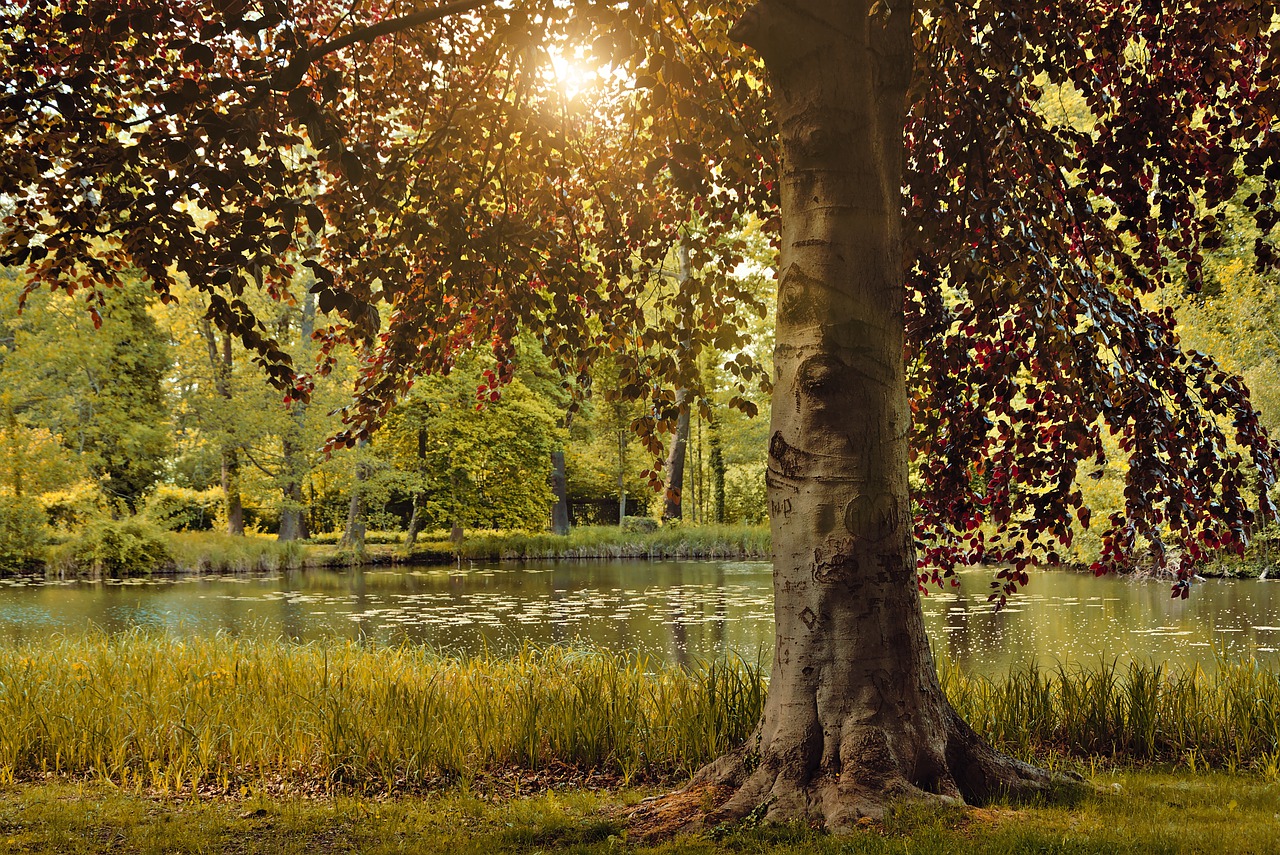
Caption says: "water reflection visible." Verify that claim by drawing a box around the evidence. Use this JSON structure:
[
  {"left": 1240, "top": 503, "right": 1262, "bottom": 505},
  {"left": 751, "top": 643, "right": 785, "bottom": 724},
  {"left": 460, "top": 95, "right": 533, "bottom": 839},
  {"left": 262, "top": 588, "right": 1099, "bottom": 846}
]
[{"left": 1, "top": 564, "right": 1279, "bottom": 677}]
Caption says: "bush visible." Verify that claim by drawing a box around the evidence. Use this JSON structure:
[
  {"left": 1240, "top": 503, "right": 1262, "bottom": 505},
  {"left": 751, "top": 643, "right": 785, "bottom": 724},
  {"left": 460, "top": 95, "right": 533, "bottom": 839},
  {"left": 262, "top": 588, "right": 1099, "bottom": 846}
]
[
  {"left": 39, "top": 481, "right": 109, "bottom": 532},
  {"left": 51, "top": 517, "right": 171, "bottom": 577},
  {"left": 142, "top": 485, "right": 221, "bottom": 532},
  {"left": 623, "top": 515, "right": 659, "bottom": 533},
  {"left": 0, "top": 495, "right": 48, "bottom": 570}
]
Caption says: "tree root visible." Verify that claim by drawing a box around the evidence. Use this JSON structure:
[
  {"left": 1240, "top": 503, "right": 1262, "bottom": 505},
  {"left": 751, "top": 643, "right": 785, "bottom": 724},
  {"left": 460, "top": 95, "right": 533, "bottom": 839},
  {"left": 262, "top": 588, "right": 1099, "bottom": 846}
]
[{"left": 627, "top": 714, "right": 1086, "bottom": 839}]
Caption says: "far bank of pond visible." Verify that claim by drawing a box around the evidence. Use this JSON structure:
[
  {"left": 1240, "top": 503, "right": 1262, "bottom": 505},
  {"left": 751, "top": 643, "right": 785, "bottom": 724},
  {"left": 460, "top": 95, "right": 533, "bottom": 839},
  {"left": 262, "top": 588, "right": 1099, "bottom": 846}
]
[{"left": 5, "top": 559, "right": 1280, "bottom": 677}]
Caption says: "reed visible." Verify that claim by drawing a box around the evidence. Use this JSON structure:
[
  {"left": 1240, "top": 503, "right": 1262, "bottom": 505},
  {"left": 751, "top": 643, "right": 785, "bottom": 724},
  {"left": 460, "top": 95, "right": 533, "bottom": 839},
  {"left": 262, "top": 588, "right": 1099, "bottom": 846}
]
[
  {"left": 941, "top": 657, "right": 1280, "bottom": 771},
  {"left": 163, "top": 532, "right": 312, "bottom": 573},
  {"left": 0, "top": 634, "right": 764, "bottom": 794},
  {"left": 2, "top": 633, "right": 1279, "bottom": 798}
]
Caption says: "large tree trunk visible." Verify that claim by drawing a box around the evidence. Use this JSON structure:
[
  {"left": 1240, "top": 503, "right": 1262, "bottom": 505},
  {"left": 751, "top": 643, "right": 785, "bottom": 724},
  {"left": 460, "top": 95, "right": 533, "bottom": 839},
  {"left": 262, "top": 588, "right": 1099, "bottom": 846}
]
[{"left": 670, "top": 0, "right": 1070, "bottom": 828}]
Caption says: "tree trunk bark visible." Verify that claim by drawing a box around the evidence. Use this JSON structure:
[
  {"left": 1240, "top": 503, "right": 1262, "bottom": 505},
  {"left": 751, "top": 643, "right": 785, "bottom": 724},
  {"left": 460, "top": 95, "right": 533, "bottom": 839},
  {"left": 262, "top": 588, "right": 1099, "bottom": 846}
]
[
  {"left": 616, "top": 428, "right": 627, "bottom": 524},
  {"left": 278, "top": 448, "right": 309, "bottom": 542},
  {"left": 662, "top": 243, "right": 694, "bottom": 524},
  {"left": 6, "top": 409, "right": 23, "bottom": 498},
  {"left": 200, "top": 319, "right": 244, "bottom": 535},
  {"left": 662, "top": 391, "right": 691, "bottom": 522},
  {"left": 669, "top": 0, "right": 1072, "bottom": 828},
  {"left": 709, "top": 408, "right": 725, "bottom": 524},
  {"left": 279, "top": 291, "right": 315, "bottom": 543},
  {"left": 550, "top": 411, "right": 572, "bottom": 535},
  {"left": 405, "top": 493, "right": 426, "bottom": 546},
  {"left": 549, "top": 450, "right": 570, "bottom": 535},
  {"left": 222, "top": 451, "right": 244, "bottom": 536},
  {"left": 340, "top": 440, "right": 367, "bottom": 553}
]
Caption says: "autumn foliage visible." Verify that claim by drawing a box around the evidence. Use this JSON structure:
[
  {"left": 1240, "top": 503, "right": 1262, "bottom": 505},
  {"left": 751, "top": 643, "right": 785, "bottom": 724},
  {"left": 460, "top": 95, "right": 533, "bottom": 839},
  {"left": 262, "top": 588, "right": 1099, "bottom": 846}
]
[{"left": 2, "top": 0, "right": 1276, "bottom": 598}]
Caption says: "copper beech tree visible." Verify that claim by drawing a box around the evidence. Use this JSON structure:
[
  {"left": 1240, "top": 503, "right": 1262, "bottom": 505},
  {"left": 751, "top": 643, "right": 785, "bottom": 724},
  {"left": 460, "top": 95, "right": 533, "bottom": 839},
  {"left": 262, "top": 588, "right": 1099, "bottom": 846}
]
[{"left": 4, "top": 0, "right": 1279, "bottom": 825}]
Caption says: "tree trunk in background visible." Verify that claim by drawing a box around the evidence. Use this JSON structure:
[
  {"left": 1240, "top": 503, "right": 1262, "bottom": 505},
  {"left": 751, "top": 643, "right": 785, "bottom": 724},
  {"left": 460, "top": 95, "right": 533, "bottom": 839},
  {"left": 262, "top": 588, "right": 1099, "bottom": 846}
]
[
  {"left": 550, "top": 450, "right": 570, "bottom": 534},
  {"left": 405, "top": 493, "right": 425, "bottom": 546},
  {"left": 616, "top": 428, "right": 627, "bottom": 524},
  {"left": 340, "top": 439, "right": 367, "bottom": 552},
  {"left": 201, "top": 321, "right": 244, "bottom": 536},
  {"left": 5, "top": 409, "right": 23, "bottom": 498},
  {"left": 405, "top": 427, "right": 428, "bottom": 546},
  {"left": 278, "top": 291, "right": 315, "bottom": 542},
  {"left": 662, "top": 390, "right": 691, "bottom": 522},
  {"left": 682, "top": 0, "right": 1066, "bottom": 826},
  {"left": 221, "top": 448, "right": 244, "bottom": 535},
  {"left": 709, "top": 408, "right": 725, "bottom": 524},
  {"left": 662, "top": 243, "right": 694, "bottom": 524},
  {"left": 550, "top": 412, "right": 573, "bottom": 535},
  {"left": 277, "top": 458, "right": 309, "bottom": 542}
]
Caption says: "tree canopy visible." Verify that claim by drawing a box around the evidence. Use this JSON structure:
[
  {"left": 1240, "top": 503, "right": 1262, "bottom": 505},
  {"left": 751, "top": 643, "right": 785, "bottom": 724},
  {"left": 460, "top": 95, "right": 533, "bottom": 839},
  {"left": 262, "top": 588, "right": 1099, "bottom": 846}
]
[{"left": 4, "top": 0, "right": 1275, "bottom": 591}]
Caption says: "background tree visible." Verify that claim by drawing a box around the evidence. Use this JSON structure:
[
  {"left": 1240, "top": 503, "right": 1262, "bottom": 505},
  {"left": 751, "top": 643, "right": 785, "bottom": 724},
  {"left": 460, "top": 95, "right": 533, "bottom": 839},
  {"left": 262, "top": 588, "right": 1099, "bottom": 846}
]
[
  {"left": 379, "top": 372, "right": 561, "bottom": 534},
  {"left": 0, "top": 274, "right": 170, "bottom": 513}
]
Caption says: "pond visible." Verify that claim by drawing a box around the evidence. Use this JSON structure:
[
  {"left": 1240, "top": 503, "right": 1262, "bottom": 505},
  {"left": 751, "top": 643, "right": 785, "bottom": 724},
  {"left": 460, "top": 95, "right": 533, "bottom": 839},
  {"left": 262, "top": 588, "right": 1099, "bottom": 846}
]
[{"left": 2, "top": 560, "right": 1280, "bottom": 677}]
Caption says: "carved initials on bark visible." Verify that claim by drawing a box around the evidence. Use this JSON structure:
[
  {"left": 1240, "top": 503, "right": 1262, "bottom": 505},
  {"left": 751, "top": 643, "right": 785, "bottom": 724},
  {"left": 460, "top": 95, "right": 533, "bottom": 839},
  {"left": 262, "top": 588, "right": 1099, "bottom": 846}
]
[{"left": 844, "top": 492, "right": 900, "bottom": 542}]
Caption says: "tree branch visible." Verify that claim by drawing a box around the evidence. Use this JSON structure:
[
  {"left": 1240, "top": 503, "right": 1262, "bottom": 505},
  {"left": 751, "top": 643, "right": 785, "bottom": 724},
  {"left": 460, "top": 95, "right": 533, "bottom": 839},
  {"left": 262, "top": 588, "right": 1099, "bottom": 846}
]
[{"left": 312, "top": 0, "right": 492, "bottom": 60}]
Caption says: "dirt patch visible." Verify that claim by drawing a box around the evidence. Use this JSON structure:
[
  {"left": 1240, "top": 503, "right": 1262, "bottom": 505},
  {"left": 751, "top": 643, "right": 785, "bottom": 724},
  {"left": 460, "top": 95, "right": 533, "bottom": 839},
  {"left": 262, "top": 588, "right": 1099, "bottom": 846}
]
[{"left": 623, "top": 782, "right": 736, "bottom": 842}]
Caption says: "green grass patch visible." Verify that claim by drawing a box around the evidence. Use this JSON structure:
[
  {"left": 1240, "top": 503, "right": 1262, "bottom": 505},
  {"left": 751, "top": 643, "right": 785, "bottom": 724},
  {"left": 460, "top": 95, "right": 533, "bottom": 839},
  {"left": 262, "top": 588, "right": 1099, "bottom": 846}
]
[{"left": 0, "top": 770, "right": 1277, "bottom": 853}]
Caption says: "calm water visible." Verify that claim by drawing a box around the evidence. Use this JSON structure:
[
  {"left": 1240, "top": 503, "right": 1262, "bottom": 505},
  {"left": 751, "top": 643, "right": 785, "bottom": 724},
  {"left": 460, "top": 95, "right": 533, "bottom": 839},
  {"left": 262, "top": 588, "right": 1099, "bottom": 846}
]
[{"left": 3, "top": 561, "right": 1280, "bottom": 676}]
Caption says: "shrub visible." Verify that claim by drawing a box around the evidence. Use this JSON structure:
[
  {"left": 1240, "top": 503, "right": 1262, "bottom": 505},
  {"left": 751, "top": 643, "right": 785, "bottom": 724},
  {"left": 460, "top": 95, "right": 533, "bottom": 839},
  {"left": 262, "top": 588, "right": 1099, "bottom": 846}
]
[
  {"left": 39, "top": 481, "right": 109, "bottom": 532},
  {"left": 0, "top": 494, "right": 48, "bottom": 570},
  {"left": 142, "top": 485, "right": 221, "bottom": 532},
  {"left": 51, "top": 517, "right": 171, "bottom": 577},
  {"left": 623, "top": 515, "right": 659, "bottom": 533}
]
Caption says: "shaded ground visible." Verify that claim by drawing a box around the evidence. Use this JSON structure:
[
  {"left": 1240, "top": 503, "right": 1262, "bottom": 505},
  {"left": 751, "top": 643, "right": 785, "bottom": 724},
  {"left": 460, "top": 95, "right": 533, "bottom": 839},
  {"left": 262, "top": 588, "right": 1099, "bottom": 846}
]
[{"left": 0, "top": 770, "right": 1277, "bottom": 853}]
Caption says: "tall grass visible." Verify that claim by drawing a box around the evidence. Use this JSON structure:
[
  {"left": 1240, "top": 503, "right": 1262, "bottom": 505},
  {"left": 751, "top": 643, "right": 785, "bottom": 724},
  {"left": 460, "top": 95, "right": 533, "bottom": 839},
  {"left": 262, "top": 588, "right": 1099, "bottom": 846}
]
[
  {"left": 3, "top": 633, "right": 1279, "bottom": 798},
  {"left": 0, "top": 634, "right": 765, "bottom": 794},
  {"left": 942, "top": 658, "right": 1280, "bottom": 772},
  {"left": 449, "top": 524, "right": 771, "bottom": 561},
  {"left": 164, "top": 532, "right": 311, "bottom": 573}
]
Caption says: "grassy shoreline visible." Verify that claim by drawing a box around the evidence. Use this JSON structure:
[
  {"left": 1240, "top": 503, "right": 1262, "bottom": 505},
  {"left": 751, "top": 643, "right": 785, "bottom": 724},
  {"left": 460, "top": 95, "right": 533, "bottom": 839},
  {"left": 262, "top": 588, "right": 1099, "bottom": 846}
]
[
  {"left": 34, "top": 524, "right": 773, "bottom": 577},
  {"left": 3, "top": 770, "right": 1280, "bottom": 853},
  {"left": 30, "top": 522, "right": 1275, "bottom": 579}
]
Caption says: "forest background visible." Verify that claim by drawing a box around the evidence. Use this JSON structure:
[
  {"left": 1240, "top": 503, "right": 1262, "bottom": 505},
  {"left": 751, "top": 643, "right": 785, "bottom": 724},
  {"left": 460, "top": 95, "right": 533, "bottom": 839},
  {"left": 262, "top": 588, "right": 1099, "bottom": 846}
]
[{"left": 0, "top": 214, "right": 1276, "bottom": 575}]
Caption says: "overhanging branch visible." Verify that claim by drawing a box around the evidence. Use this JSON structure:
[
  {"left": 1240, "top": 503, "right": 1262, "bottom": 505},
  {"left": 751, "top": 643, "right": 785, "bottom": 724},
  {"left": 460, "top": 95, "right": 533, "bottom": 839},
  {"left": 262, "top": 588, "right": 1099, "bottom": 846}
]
[{"left": 313, "top": 0, "right": 493, "bottom": 59}]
